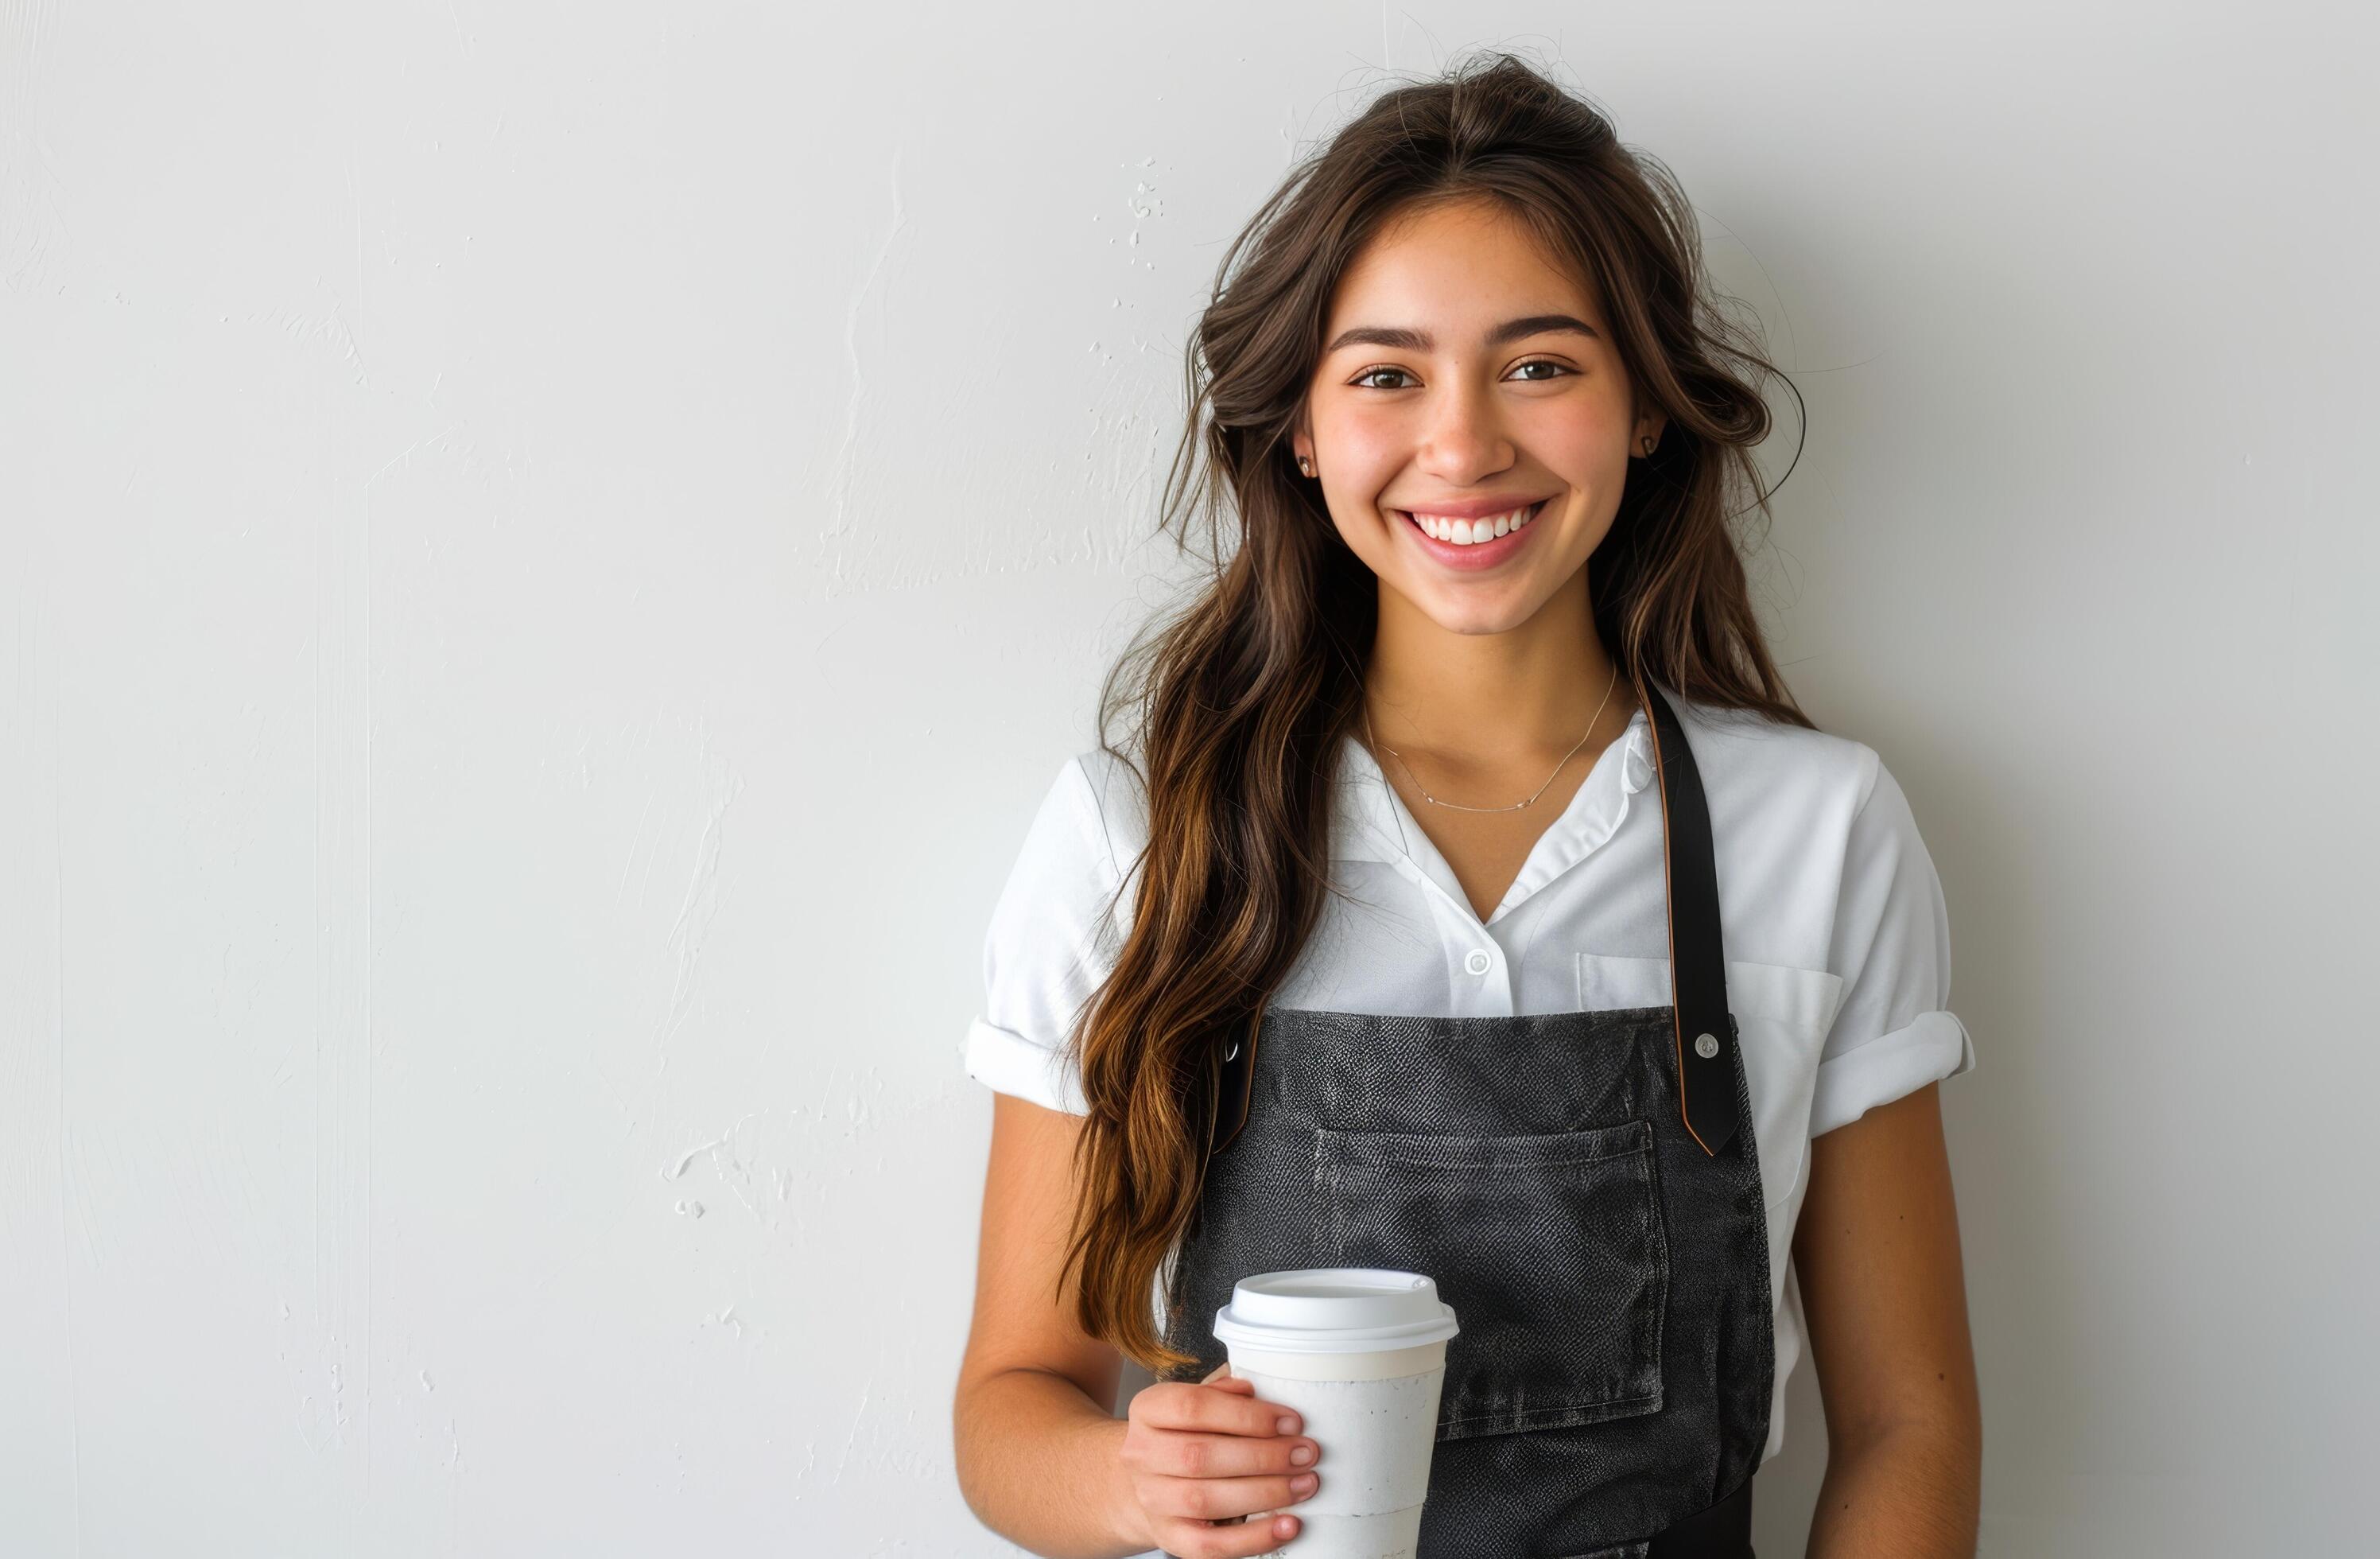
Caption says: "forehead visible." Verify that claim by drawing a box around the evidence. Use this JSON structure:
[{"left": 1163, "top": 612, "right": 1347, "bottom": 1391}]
[{"left": 1326, "top": 199, "right": 1605, "bottom": 336}]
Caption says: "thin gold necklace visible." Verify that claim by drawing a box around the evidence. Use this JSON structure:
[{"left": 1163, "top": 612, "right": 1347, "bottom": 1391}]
[{"left": 1361, "top": 661, "right": 1623, "bottom": 814}]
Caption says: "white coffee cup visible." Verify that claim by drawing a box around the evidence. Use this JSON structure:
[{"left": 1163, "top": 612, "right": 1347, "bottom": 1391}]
[{"left": 1210, "top": 1267, "right": 1460, "bottom": 1558}]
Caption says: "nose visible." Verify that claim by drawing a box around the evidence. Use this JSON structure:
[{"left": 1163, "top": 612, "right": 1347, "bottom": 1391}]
[{"left": 1412, "top": 378, "right": 1516, "bottom": 485}]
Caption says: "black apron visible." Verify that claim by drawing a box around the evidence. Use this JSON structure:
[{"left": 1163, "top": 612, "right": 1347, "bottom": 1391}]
[{"left": 1159, "top": 680, "right": 1770, "bottom": 1557}]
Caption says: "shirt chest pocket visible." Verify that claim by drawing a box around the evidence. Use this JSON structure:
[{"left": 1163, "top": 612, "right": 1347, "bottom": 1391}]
[{"left": 1578, "top": 949, "right": 1844, "bottom": 1220}]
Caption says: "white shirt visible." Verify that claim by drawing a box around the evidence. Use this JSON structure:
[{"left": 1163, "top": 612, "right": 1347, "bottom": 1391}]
[{"left": 964, "top": 690, "right": 1977, "bottom": 1468}]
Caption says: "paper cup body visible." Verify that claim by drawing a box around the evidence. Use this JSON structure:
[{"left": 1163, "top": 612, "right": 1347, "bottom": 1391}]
[{"left": 1212, "top": 1269, "right": 1458, "bottom": 1559}]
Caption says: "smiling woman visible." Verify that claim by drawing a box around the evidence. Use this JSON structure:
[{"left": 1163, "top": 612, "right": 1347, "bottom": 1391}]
[
  {"left": 953, "top": 48, "right": 1980, "bottom": 1559},
  {"left": 1299, "top": 196, "right": 1678, "bottom": 629}
]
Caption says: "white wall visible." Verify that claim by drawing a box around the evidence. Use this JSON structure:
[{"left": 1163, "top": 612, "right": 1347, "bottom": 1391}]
[{"left": 4, "top": 3, "right": 2371, "bottom": 1553}]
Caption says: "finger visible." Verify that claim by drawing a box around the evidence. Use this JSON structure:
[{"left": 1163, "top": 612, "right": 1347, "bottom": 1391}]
[
  {"left": 1151, "top": 1510, "right": 1304, "bottom": 1558},
  {"left": 1202, "top": 1361, "right": 1232, "bottom": 1383},
  {"left": 1144, "top": 1468, "right": 1320, "bottom": 1533},
  {"left": 1142, "top": 1380, "right": 1301, "bottom": 1438},
  {"left": 1144, "top": 1424, "right": 1322, "bottom": 1483}
]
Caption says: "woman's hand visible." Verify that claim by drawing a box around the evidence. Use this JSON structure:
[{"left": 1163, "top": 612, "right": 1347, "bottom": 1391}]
[{"left": 1115, "top": 1361, "right": 1324, "bottom": 1555}]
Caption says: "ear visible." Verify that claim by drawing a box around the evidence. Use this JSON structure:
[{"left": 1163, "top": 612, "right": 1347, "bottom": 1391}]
[
  {"left": 1288, "top": 399, "right": 1318, "bottom": 468},
  {"left": 1633, "top": 406, "right": 1669, "bottom": 454}
]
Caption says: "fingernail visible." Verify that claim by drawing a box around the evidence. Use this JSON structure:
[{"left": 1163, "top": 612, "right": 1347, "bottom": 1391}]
[
  {"left": 1292, "top": 1472, "right": 1318, "bottom": 1495},
  {"left": 1291, "top": 1442, "right": 1315, "bottom": 1465},
  {"left": 1274, "top": 1515, "right": 1298, "bottom": 1538},
  {"left": 1276, "top": 1415, "right": 1299, "bottom": 1434}
]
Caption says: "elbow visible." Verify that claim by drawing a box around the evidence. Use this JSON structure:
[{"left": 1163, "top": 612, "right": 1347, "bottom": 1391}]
[
  {"left": 951, "top": 1373, "right": 995, "bottom": 1523},
  {"left": 950, "top": 1363, "right": 1034, "bottom": 1526}
]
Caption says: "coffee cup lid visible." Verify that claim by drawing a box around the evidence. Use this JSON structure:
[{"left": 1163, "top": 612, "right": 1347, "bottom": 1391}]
[{"left": 1210, "top": 1267, "right": 1460, "bottom": 1354}]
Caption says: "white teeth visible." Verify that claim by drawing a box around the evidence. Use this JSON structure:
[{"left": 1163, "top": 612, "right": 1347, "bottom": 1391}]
[{"left": 1407, "top": 503, "right": 1539, "bottom": 545}]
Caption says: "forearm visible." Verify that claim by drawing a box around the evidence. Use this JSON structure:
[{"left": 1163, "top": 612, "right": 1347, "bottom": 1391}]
[
  {"left": 953, "top": 1367, "right": 1150, "bottom": 1559},
  {"left": 1805, "top": 1418, "right": 1981, "bottom": 1558}
]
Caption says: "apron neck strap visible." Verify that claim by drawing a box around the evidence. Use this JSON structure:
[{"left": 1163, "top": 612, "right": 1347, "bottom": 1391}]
[{"left": 1636, "top": 675, "right": 1741, "bottom": 1157}]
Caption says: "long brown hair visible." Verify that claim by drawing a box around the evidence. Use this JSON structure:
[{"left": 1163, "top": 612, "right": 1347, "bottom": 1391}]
[{"left": 1055, "top": 50, "right": 1819, "bottom": 1376}]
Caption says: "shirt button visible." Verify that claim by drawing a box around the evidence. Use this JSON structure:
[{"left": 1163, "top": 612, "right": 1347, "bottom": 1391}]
[{"left": 1464, "top": 948, "right": 1493, "bottom": 975}]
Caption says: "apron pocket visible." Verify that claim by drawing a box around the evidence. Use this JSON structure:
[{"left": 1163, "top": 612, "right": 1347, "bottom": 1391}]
[{"left": 1314, "top": 1118, "right": 1668, "bottom": 1440}]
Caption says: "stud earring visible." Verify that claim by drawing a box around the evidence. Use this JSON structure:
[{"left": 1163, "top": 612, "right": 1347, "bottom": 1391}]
[
  {"left": 1640, "top": 436, "right": 1656, "bottom": 456},
  {"left": 1298, "top": 456, "right": 1314, "bottom": 476}
]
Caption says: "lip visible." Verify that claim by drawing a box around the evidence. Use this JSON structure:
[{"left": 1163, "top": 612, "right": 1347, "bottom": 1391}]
[
  {"left": 1392, "top": 492, "right": 1554, "bottom": 521},
  {"left": 1393, "top": 499, "right": 1549, "bottom": 571}
]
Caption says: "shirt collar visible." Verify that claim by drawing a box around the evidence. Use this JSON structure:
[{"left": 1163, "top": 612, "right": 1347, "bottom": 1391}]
[{"left": 1329, "top": 703, "right": 1657, "bottom": 923}]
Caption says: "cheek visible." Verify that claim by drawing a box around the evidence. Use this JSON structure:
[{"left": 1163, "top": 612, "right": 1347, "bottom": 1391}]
[
  {"left": 1533, "top": 398, "right": 1633, "bottom": 469},
  {"left": 1316, "top": 421, "right": 1407, "bottom": 496}
]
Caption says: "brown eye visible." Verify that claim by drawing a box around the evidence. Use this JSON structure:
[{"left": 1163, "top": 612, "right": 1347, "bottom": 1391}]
[{"left": 1350, "top": 360, "right": 1572, "bottom": 390}]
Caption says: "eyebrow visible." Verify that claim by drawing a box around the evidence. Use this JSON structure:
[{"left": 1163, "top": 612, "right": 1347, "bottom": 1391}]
[{"left": 1323, "top": 313, "right": 1601, "bottom": 356}]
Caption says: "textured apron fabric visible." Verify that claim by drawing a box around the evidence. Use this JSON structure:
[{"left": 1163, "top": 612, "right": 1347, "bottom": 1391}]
[{"left": 1156, "top": 683, "right": 1771, "bottom": 1557}]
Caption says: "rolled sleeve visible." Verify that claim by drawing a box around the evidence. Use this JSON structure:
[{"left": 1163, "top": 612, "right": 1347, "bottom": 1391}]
[
  {"left": 1808, "top": 1009, "right": 1975, "bottom": 1137},
  {"left": 1807, "top": 751, "right": 1977, "bottom": 1137},
  {"left": 961, "top": 753, "right": 1134, "bottom": 1117},
  {"left": 964, "top": 1015, "right": 1092, "bottom": 1116}
]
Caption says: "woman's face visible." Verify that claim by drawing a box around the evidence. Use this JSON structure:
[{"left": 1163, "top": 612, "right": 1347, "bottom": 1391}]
[{"left": 1295, "top": 197, "right": 1664, "bottom": 636}]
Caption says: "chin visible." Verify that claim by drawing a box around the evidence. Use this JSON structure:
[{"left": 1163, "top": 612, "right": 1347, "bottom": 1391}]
[{"left": 1409, "top": 591, "right": 1538, "bottom": 636}]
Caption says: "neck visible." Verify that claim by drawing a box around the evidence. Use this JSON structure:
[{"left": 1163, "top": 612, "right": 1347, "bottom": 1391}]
[{"left": 1363, "top": 577, "right": 1636, "bottom": 763}]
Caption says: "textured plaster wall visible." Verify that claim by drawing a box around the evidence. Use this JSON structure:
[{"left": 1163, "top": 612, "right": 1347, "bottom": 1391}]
[{"left": 2, "top": 2, "right": 2372, "bottom": 1554}]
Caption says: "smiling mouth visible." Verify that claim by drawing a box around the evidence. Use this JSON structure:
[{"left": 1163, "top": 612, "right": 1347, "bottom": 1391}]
[{"left": 1395, "top": 499, "right": 1550, "bottom": 546}]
